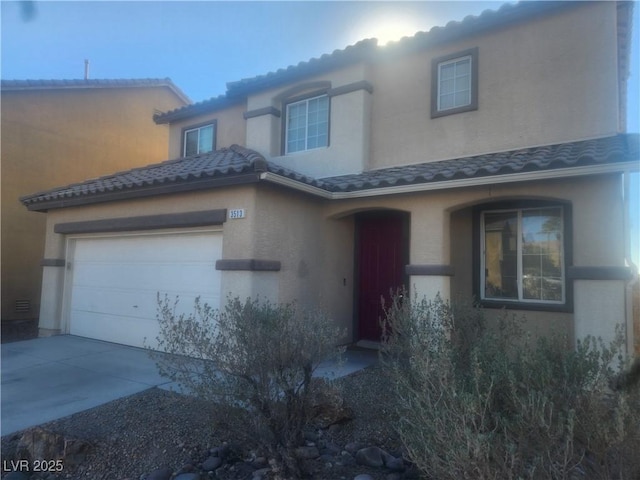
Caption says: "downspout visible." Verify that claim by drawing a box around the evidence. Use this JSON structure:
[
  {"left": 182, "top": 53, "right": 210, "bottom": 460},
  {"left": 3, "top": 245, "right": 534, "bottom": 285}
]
[{"left": 623, "top": 170, "right": 639, "bottom": 357}]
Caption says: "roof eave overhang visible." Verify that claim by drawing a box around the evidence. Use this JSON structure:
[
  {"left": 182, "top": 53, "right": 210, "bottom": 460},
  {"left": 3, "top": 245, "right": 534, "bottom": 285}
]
[
  {"left": 153, "top": 96, "right": 243, "bottom": 124},
  {"left": 24, "top": 173, "right": 262, "bottom": 212},
  {"left": 2, "top": 80, "right": 191, "bottom": 105},
  {"left": 260, "top": 161, "right": 640, "bottom": 200}
]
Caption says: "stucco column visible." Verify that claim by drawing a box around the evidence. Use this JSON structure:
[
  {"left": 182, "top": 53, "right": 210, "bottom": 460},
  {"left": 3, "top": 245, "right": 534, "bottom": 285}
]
[
  {"left": 573, "top": 280, "right": 626, "bottom": 349},
  {"left": 38, "top": 262, "right": 65, "bottom": 336},
  {"left": 38, "top": 218, "right": 67, "bottom": 336},
  {"left": 407, "top": 207, "right": 452, "bottom": 301}
]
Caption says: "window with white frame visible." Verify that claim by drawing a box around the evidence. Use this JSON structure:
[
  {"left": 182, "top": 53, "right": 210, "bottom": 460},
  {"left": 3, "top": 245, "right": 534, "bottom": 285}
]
[
  {"left": 431, "top": 48, "right": 478, "bottom": 118},
  {"left": 285, "top": 94, "right": 329, "bottom": 154},
  {"left": 183, "top": 123, "right": 215, "bottom": 156},
  {"left": 481, "top": 206, "right": 565, "bottom": 304}
]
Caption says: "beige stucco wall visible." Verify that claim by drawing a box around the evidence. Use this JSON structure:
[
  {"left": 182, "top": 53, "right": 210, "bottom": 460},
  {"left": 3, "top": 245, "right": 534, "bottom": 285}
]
[
  {"left": 265, "top": 87, "right": 372, "bottom": 178},
  {"left": 166, "top": 102, "right": 247, "bottom": 159},
  {"left": 322, "top": 174, "right": 626, "bottom": 344},
  {"left": 233, "top": 2, "right": 620, "bottom": 180},
  {"left": 38, "top": 186, "right": 258, "bottom": 333},
  {"left": 35, "top": 170, "right": 629, "bottom": 349},
  {"left": 447, "top": 174, "right": 626, "bottom": 344},
  {"left": 369, "top": 1, "right": 619, "bottom": 170},
  {"left": 244, "top": 63, "right": 373, "bottom": 178},
  {"left": 251, "top": 184, "right": 355, "bottom": 339},
  {"left": 1, "top": 85, "right": 187, "bottom": 323},
  {"left": 30, "top": 2, "right": 629, "bottom": 347}
]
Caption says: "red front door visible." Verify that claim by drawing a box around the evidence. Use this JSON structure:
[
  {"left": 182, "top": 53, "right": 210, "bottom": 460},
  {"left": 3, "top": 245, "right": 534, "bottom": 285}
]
[{"left": 356, "top": 213, "right": 407, "bottom": 341}]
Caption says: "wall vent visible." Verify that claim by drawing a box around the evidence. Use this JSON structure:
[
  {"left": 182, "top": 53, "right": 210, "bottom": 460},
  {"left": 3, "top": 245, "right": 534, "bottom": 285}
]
[{"left": 15, "top": 300, "right": 31, "bottom": 313}]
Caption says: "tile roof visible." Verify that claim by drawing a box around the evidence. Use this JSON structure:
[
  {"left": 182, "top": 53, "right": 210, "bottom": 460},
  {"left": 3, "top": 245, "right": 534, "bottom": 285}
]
[
  {"left": 153, "top": 94, "right": 242, "bottom": 125},
  {"left": 21, "top": 134, "right": 639, "bottom": 211},
  {"left": 154, "top": 1, "right": 582, "bottom": 121},
  {"left": 20, "top": 145, "right": 269, "bottom": 210},
  {"left": 314, "top": 134, "right": 640, "bottom": 193},
  {"left": 225, "top": 39, "right": 379, "bottom": 97},
  {"left": 1, "top": 78, "right": 191, "bottom": 103}
]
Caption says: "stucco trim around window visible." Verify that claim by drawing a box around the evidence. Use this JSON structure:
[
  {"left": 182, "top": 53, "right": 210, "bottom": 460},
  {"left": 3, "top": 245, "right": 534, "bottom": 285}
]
[
  {"left": 282, "top": 91, "right": 331, "bottom": 155},
  {"left": 431, "top": 47, "right": 478, "bottom": 118},
  {"left": 327, "top": 80, "right": 374, "bottom": 97},
  {"left": 472, "top": 199, "right": 574, "bottom": 312},
  {"left": 244, "top": 106, "right": 282, "bottom": 119},
  {"left": 181, "top": 120, "right": 217, "bottom": 157},
  {"left": 567, "top": 266, "right": 635, "bottom": 281},
  {"left": 54, "top": 210, "right": 227, "bottom": 234}
]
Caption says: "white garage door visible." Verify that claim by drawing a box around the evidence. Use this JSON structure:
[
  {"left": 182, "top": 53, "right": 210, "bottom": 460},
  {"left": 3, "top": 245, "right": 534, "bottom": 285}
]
[{"left": 68, "top": 231, "right": 222, "bottom": 348}]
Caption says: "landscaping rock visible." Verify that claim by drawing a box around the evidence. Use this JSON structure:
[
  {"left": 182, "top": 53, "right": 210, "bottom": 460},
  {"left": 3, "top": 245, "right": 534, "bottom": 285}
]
[
  {"left": 344, "top": 441, "right": 364, "bottom": 455},
  {"left": 355, "top": 446, "right": 385, "bottom": 468},
  {"left": 173, "top": 473, "right": 200, "bottom": 480},
  {"left": 3, "top": 473, "right": 30, "bottom": 480},
  {"left": 201, "top": 455, "right": 223, "bottom": 471},
  {"left": 16, "top": 428, "right": 64, "bottom": 461},
  {"left": 146, "top": 467, "right": 173, "bottom": 480},
  {"left": 337, "top": 451, "right": 357, "bottom": 467},
  {"left": 294, "top": 445, "right": 320, "bottom": 459},
  {"left": 320, "top": 441, "right": 342, "bottom": 455},
  {"left": 381, "top": 450, "right": 405, "bottom": 471},
  {"left": 252, "top": 467, "right": 270, "bottom": 479},
  {"left": 311, "top": 378, "right": 354, "bottom": 428},
  {"left": 353, "top": 474, "right": 375, "bottom": 480},
  {"left": 15, "top": 427, "right": 92, "bottom": 467}
]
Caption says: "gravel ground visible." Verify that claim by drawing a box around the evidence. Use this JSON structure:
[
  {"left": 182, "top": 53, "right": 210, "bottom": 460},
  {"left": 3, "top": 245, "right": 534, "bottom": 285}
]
[{"left": 1, "top": 366, "right": 407, "bottom": 480}]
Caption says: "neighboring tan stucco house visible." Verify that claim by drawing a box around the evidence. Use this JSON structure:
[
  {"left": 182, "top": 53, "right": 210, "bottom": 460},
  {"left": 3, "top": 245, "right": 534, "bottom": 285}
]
[
  {"left": 21, "top": 2, "right": 639, "bottom": 354},
  {"left": 2, "top": 79, "right": 189, "bottom": 330}
]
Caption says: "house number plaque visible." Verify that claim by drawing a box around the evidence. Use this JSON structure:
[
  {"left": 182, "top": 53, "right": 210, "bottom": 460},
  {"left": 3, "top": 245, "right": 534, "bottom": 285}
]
[{"left": 228, "top": 209, "right": 246, "bottom": 219}]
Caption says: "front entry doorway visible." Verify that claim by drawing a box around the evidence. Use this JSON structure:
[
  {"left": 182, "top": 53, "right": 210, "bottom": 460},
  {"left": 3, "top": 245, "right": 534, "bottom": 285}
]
[{"left": 355, "top": 211, "right": 408, "bottom": 341}]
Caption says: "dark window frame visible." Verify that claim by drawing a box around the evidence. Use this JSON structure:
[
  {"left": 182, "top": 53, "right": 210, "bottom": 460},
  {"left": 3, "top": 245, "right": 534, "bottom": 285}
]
[
  {"left": 472, "top": 199, "right": 573, "bottom": 313},
  {"left": 281, "top": 89, "right": 331, "bottom": 155},
  {"left": 431, "top": 47, "right": 479, "bottom": 118},
  {"left": 181, "top": 120, "right": 217, "bottom": 157}
]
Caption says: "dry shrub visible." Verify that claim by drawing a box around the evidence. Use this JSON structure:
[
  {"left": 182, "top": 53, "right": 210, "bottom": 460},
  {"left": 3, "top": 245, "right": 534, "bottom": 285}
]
[
  {"left": 150, "top": 295, "right": 344, "bottom": 478},
  {"left": 381, "top": 291, "right": 640, "bottom": 480}
]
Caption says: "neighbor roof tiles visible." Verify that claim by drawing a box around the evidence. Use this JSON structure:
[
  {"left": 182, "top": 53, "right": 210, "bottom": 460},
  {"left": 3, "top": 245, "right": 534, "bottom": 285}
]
[{"left": 1, "top": 78, "right": 191, "bottom": 103}]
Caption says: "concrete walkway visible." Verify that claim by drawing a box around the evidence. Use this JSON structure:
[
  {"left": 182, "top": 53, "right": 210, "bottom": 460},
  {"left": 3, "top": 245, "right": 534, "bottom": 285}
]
[{"left": 1, "top": 335, "right": 377, "bottom": 436}]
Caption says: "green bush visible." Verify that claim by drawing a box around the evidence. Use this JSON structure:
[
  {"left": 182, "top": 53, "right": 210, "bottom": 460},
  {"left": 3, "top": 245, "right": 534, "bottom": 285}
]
[
  {"left": 150, "top": 295, "right": 344, "bottom": 478},
  {"left": 380, "top": 291, "right": 640, "bottom": 480}
]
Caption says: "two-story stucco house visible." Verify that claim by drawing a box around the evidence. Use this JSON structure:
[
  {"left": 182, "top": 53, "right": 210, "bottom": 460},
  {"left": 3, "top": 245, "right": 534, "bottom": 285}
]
[
  {"left": 2, "top": 79, "right": 189, "bottom": 337},
  {"left": 20, "top": 2, "right": 639, "bottom": 354}
]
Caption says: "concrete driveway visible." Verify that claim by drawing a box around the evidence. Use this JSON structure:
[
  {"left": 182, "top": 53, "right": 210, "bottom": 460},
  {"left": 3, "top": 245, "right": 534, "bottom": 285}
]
[
  {"left": 1, "top": 335, "right": 176, "bottom": 436},
  {"left": 1, "top": 335, "right": 377, "bottom": 437}
]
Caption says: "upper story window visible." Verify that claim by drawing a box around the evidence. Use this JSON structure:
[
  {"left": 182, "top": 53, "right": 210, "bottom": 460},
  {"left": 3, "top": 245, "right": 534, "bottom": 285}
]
[
  {"left": 431, "top": 47, "right": 478, "bottom": 118},
  {"left": 479, "top": 204, "right": 567, "bottom": 308},
  {"left": 285, "top": 94, "right": 329, "bottom": 154},
  {"left": 183, "top": 122, "right": 216, "bottom": 156}
]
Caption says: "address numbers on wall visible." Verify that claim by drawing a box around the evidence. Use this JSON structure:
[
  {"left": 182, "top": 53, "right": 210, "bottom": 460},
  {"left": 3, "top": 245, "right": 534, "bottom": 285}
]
[{"left": 228, "top": 209, "right": 246, "bottom": 219}]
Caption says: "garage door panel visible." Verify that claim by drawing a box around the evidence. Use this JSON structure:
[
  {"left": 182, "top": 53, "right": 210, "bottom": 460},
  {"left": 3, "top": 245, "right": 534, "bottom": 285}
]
[
  {"left": 72, "top": 263, "right": 219, "bottom": 294},
  {"left": 74, "top": 235, "right": 221, "bottom": 263},
  {"left": 68, "top": 232, "right": 222, "bottom": 348},
  {"left": 70, "top": 311, "right": 162, "bottom": 349},
  {"left": 71, "top": 286, "right": 220, "bottom": 322}
]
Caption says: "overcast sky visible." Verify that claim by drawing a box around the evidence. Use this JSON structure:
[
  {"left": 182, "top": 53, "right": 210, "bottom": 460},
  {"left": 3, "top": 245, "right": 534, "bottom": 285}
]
[{"left": 2, "top": 0, "right": 639, "bottom": 263}]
